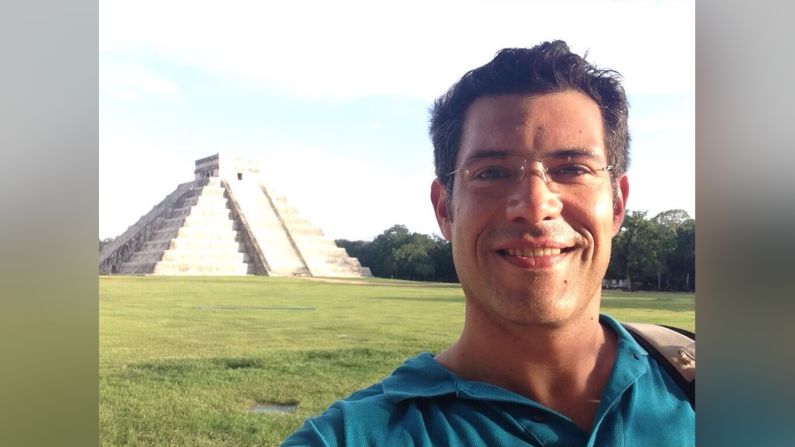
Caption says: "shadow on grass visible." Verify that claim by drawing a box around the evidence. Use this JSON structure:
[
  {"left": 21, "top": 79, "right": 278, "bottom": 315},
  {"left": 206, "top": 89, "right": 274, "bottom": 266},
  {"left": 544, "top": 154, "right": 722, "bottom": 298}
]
[
  {"left": 120, "top": 348, "right": 416, "bottom": 381},
  {"left": 223, "top": 358, "right": 266, "bottom": 370}
]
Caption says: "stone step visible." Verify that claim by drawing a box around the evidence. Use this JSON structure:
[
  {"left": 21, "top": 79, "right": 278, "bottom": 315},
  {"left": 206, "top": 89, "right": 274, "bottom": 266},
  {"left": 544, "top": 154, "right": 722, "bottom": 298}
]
[
  {"left": 148, "top": 228, "right": 181, "bottom": 241},
  {"left": 127, "top": 250, "right": 167, "bottom": 264},
  {"left": 160, "top": 216, "right": 188, "bottom": 228},
  {"left": 166, "top": 238, "right": 242, "bottom": 251},
  {"left": 153, "top": 261, "right": 250, "bottom": 276},
  {"left": 172, "top": 194, "right": 200, "bottom": 208},
  {"left": 160, "top": 249, "right": 248, "bottom": 263},
  {"left": 153, "top": 217, "right": 184, "bottom": 229},
  {"left": 267, "top": 265, "right": 312, "bottom": 277},
  {"left": 182, "top": 214, "right": 235, "bottom": 228},
  {"left": 140, "top": 239, "right": 173, "bottom": 252},
  {"left": 174, "top": 225, "right": 240, "bottom": 240},
  {"left": 284, "top": 224, "right": 322, "bottom": 236},
  {"left": 182, "top": 207, "right": 233, "bottom": 219},
  {"left": 194, "top": 195, "right": 229, "bottom": 207},
  {"left": 184, "top": 208, "right": 235, "bottom": 221},
  {"left": 116, "top": 260, "right": 158, "bottom": 274},
  {"left": 165, "top": 206, "right": 193, "bottom": 219},
  {"left": 280, "top": 215, "right": 311, "bottom": 225},
  {"left": 197, "top": 184, "right": 225, "bottom": 196}
]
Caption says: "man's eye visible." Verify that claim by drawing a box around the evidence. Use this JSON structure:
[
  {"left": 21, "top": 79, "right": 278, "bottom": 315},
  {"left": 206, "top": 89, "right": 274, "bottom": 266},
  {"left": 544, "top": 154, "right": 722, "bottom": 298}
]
[
  {"left": 548, "top": 164, "right": 592, "bottom": 177},
  {"left": 471, "top": 166, "right": 514, "bottom": 181}
]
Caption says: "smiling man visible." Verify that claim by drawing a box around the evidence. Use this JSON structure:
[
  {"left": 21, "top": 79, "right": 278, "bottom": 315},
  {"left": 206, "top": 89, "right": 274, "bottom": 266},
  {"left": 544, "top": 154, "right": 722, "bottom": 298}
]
[{"left": 283, "top": 40, "right": 695, "bottom": 446}]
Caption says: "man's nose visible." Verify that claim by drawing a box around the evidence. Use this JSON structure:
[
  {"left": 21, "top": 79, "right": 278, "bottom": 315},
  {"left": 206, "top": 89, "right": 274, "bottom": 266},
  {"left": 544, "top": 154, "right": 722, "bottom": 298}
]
[{"left": 505, "top": 169, "right": 563, "bottom": 224}]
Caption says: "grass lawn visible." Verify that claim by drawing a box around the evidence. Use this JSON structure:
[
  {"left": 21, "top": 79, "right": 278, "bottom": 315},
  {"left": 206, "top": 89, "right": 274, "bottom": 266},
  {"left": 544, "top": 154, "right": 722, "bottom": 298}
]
[{"left": 100, "top": 276, "right": 695, "bottom": 446}]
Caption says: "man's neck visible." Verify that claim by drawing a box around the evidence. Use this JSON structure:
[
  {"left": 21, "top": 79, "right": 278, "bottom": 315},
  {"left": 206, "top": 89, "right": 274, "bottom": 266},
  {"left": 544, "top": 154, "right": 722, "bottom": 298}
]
[{"left": 435, "top": 305, "right": 617, "bottom": 432}]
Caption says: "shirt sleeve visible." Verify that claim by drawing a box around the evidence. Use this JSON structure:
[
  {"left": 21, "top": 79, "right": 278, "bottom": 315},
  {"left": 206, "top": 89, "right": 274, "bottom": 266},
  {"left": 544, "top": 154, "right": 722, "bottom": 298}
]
[{"left": 281, "top": 409, "right": 344, "bottom": 447}]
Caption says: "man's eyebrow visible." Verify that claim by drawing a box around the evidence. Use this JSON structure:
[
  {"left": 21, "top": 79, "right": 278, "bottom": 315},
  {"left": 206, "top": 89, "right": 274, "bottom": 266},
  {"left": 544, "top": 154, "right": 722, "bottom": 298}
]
[
  {"left": 544, "top": 148, "right": 602, "bottom": 159},
  {"left": 465, "top": 149, "right": 513, "bottom": 160},
  {"left": 464, "top": 148, "right": 602, "bottom": 160}
]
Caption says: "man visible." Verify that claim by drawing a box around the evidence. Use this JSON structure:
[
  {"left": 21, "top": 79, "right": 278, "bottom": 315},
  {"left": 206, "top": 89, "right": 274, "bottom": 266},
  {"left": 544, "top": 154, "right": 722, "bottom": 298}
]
[{"left": 283, "top": 40, "right": 694, "bottom": 446}]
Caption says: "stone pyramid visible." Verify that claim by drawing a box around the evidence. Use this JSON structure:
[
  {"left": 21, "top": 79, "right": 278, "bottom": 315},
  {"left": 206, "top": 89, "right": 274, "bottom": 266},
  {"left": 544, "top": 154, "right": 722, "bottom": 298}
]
[{"left": 99, "top": 154, "right": 371, "bottom": 277}]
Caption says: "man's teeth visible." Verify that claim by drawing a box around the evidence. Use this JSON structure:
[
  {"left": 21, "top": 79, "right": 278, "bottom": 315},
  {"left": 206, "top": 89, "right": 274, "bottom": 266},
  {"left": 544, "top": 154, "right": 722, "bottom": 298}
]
[{"left": 506, "top": 247, "right": 562, "bottom": 257}]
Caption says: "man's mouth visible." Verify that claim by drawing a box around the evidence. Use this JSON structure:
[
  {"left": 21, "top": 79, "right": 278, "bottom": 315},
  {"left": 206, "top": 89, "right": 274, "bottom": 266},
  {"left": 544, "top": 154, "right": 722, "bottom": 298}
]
[
  {"left": 497, "top": 247, "right": 573, "bottom": 258},
  {"left": 495, "top": 245, "right": 575, "bottom": 269}
]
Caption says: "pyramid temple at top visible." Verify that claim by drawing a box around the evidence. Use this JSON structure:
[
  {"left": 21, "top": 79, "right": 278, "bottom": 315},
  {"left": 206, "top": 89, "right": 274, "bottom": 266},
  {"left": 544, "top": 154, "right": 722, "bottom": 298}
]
[{"left": 99, "top": 154, "right": 371, "bottom": 277}]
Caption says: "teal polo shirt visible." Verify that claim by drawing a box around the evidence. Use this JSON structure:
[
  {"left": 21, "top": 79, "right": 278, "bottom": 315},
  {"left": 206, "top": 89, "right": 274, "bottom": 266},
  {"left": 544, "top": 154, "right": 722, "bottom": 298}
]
[{"left": 282, "top": 314, "right": 695, "bottom": 446}]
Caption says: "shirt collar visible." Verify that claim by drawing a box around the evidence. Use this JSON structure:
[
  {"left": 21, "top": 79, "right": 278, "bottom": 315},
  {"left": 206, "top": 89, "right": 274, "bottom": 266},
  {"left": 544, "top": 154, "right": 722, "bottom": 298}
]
[
  {"left": 381, "top": 314, "right": 648, "bottom": 404},
  {"left": 380, "top": 352, "right": 457, "bottom": 402},
  {"left": 381, "top": 352, "right": 541, "bottom": 406},
  {"left": 600, "top": 313, "right": 649, "bottom": 358}
]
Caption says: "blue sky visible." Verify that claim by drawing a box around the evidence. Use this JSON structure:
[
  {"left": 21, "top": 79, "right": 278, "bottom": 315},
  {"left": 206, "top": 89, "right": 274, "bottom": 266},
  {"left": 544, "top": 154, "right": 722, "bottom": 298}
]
[{"left": 100, "top": 0, "right": 694, "bottom": 241}]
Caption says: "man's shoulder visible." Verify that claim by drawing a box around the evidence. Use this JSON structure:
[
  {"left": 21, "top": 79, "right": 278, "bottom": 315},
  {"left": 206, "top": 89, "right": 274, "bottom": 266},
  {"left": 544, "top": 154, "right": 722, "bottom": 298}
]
[
  {"left": 600, "top": 313, "right": 695, "bottom": 409},
  {"left": 280, "top": 382, "right": 395, "bottom": 446},
  {"left": 281, "top": 352, "right": 450, "bottom": 446}
]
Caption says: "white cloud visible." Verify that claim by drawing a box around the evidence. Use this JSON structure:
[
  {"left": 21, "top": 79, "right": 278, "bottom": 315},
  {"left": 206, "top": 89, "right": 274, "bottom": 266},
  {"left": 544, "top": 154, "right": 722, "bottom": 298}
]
[{"left": 100, "top": 0, "right": 695, "bottom": 100}]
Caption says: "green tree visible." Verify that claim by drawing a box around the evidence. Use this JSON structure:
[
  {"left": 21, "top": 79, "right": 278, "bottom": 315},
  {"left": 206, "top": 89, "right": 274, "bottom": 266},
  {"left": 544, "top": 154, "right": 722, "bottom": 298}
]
[
  {"left": 371, "top": 225, "right": 412, "bottom": 278},
  {"left": 648, "top": 214, "right": 678, "bottom": 290},
  {"left": 393, "top": 237, "right": 436, "bottom": 280},
  {"left": 612, "top": 211, "right": 659, "bottom": 291},
  {"left": 337, "top": 226, "right": 458, "bottom": 282},
  {"left": 651, "top": 209, "right": 691, "bottom": 231},
  {"left": 652, "top": 210, "right": 693, "bottom": 290},
  {"left": 667, "top": 218, "right": 695, "bottom": 290},
  {"left": 609, "top": 209, "right": 696, "bottom": 291},
  {"left": 428, "top": 236, "right": 458, "bottom": 283}
]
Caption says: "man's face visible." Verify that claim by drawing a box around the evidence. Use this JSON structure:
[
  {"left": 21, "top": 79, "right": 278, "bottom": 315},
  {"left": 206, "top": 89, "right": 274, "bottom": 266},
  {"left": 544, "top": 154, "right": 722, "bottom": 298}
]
[{"left": 431, "top": 91, "right": 628, "bottom": 327}]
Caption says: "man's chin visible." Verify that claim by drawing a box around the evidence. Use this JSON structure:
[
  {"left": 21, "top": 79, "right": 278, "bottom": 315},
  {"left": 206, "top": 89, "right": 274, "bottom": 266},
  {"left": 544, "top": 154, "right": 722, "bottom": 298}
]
[{"left": 482, "top": 283, "right": 578, "bottom": 321}]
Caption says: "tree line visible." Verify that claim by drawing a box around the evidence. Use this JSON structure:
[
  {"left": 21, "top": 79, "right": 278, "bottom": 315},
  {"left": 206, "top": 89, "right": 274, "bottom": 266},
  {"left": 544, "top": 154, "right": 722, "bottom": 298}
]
[
  {"left": 336, "top": 225, "right": 458, "bottom": 283},
  {"left": 607, "top": 209, "right": 695, "bottom": 291},
  {"left": 338, "top": 209, "right": 695, "bottom": 291}
]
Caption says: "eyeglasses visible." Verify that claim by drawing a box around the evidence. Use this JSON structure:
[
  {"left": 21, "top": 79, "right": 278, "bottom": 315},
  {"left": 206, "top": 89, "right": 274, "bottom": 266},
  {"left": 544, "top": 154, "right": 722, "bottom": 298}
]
[{"left": 448, "top": 153, "right": 613, "bottom": 196}]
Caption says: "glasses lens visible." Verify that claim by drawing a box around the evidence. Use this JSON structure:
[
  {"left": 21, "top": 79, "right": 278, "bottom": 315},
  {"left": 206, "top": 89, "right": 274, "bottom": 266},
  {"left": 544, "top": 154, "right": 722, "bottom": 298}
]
[
  {"left": 542, "top": 155, "right": 607, "bottom": 186},
  {"left": 461, "top": 157, "right": 523, "bottom": 195}
]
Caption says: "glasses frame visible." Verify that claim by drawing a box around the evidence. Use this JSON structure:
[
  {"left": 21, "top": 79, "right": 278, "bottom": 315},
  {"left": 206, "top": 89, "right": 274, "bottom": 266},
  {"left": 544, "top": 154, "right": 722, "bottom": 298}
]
[{"left": 447, "top": 154, "right": 614, "bottom": 194}]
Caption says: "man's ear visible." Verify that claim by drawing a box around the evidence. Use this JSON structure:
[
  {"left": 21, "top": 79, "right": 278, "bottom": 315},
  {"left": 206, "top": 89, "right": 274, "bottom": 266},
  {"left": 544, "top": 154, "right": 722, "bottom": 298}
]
[
  {"left": 431, "top": 179, "right": 452, "bottom": 241},
  {"left": 612, "top": 174, "right": 630, "bottom": 235}
]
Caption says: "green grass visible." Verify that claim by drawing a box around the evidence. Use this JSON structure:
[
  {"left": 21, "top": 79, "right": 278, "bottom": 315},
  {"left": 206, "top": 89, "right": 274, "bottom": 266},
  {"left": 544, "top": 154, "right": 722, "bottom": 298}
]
[{"left": 100, "top": 276, "right": 694, "bottom": 446}]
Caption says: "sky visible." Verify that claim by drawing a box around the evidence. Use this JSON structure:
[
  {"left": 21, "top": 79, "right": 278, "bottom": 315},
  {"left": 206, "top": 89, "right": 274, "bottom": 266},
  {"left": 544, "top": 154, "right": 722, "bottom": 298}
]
[{"left": 99, "top": 0, "right": 695, "bottom": 242}]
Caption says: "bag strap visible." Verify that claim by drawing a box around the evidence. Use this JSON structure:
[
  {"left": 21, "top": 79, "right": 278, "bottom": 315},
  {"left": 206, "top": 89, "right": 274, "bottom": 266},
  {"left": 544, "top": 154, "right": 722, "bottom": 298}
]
[{"left": 622, "top": 322, "right": 695, "bottom": 408}]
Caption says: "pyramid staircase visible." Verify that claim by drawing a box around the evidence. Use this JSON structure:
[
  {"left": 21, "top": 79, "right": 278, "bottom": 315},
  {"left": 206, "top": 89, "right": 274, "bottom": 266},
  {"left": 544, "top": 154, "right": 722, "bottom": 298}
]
[
  {"left": 99, "top": 154, "right": 371, "bottom": 277},
  {"left": 272, "top": 196, "right": 373, "bottom": 277}
]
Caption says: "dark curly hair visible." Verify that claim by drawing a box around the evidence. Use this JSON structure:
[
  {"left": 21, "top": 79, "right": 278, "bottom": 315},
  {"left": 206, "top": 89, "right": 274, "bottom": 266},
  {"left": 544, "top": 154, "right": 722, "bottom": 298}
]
[{"left": 430, "top": 40, "right": 630, "bottom": 199}]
